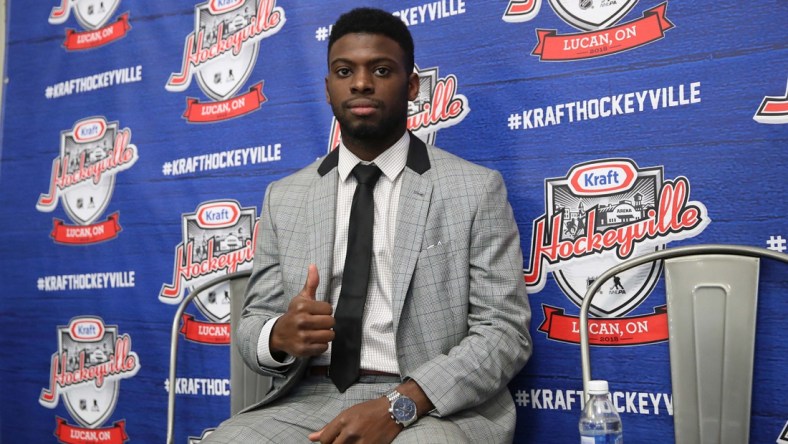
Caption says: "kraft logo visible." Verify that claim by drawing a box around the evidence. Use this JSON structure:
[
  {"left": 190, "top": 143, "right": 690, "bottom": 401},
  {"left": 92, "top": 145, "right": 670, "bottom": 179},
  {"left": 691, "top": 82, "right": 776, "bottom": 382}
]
[
  {"left": 69, "top": 319, "right": 104, "bottom": 341},
  {"left": 40, "top": 316, "right": 140, "bottom": 440},
  {"left": 211, "top": 0, "right": 245, "bottom": 14},
  {"left": 73, "top": 118, "right": 106, "bottom": 143},
  {"left": 568, "top": 160, "right": 637, "bottom": 196},
  {"left": 159, "top": 199, "right": 257, "bottom": 307},
  {"left": 35, "top": 116, "right": 138, "bottom": 245},
  {"left": 164, "top": 0, "right": 285, "bottom": 122},
  {"left": 525, "top": 158, "right": 710, "bottom": 347},
  {"left": 196, "top": 202, "right": 241, "bottom": 228}
]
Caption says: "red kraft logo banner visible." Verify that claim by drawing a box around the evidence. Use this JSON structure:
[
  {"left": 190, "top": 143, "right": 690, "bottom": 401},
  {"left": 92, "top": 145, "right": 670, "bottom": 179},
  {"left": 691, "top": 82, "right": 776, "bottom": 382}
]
[
  {"left": 160, "top": 200, "right": 258, "bottom": 344},
  {"left": 165, "top": 0, "right": 285, "bottom": 123},
  {"left": 524, "top": 158, "right": 709, "bottom": 345},
  {"left": 36, "top": 117, "right": 138, "bottom": 245},
  {"left": 40, "top": 317, "right": 140, "bottom": 444}
]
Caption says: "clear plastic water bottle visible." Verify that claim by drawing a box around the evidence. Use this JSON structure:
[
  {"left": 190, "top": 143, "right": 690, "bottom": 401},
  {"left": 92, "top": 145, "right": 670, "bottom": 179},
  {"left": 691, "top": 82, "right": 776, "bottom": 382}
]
[{"left": 579, "top": 380, "right": 623, "bottom": 444}]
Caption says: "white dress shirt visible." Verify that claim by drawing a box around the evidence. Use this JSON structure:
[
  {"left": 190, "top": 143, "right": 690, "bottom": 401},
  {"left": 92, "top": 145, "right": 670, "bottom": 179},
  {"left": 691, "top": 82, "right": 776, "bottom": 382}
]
[{"left": 257, "top": 132, "right": 409, "bottom": 374}]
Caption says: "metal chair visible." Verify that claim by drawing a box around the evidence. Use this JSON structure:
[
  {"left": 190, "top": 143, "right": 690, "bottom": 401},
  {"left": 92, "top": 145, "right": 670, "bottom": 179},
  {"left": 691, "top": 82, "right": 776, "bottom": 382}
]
[
  {"left": 580, "top": 244, "right": 788, "bottom": 444},
  {"left": 166, "top": 269, "right": 271, "bottom": 444}
]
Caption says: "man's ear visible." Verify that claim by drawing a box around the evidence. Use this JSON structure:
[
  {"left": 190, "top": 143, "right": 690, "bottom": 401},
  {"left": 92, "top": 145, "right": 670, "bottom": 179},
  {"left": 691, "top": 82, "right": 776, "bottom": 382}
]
[
  {"left": 408, "top": 72, "right": 420, "bottom": 102},
  {"left": 325, "top": 76, "right": 331, "bottom": 103}
]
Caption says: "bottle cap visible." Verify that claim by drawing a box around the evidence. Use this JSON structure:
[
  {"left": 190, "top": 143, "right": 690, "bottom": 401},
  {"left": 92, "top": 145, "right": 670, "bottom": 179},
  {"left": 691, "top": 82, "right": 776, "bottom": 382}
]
[{"left": 588, "top": 380, "right": 609, "bottom": 395}]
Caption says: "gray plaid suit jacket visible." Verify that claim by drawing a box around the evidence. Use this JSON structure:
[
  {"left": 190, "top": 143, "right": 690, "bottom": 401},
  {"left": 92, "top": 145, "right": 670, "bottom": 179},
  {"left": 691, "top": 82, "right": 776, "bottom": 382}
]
[{"left": 236, "top": 134, "right": 532, "bottom": 442}]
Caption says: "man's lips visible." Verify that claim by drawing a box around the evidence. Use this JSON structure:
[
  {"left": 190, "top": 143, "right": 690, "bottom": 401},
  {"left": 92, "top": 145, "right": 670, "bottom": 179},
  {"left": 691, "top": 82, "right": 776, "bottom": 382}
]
[{"left": 346, "top": 100, "right": 379, "bottom": 117}]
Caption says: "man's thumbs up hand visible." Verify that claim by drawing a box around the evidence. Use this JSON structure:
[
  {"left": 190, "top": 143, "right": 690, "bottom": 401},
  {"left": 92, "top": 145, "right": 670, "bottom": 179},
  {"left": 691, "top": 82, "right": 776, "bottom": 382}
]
[{"left": 270, "top": 265, "right": 335, "bottom": 358}]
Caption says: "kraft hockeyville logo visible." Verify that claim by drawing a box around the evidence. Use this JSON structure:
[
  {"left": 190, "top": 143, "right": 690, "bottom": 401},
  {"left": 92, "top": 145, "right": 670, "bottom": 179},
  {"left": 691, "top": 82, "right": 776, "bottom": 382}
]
[
  {"left": 36, "top": 117, "right": 138, "bottom": 245},
  {"left": 523, "top": 158, "right": 710, "bottom": 346},
  {"left": 165, "top": 0, "right": 286, "bottom": 123},
  {"left": 328, "top": 64, "right": 470, "bottom": 151},
  {"left": 160, "top": 200, "right": 258, "bottom": 344},
  {"left": 48, "top": 0, "right": 131, "bottom": 51},
  {"left": 39, "top": 317, "right": 140, "bottom": 444},
  {"left": 503, "top": 1, "right": 674, "bottom": 61}
]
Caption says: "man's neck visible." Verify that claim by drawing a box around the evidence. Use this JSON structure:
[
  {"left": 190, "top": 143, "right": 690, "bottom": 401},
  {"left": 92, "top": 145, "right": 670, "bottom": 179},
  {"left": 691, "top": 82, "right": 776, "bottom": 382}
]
[{"left": 342, "top": 130, "right": 407, "bottom": 161}]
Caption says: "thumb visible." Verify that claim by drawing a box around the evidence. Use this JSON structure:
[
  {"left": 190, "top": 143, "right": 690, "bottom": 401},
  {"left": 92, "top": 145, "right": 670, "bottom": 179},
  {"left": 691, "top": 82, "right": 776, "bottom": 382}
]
[
  {"left": 301, "top": 264, "right": 319, "bottom": 300},
  {"left": 307, "top": 428, "right": 323, "bottom": 442}
]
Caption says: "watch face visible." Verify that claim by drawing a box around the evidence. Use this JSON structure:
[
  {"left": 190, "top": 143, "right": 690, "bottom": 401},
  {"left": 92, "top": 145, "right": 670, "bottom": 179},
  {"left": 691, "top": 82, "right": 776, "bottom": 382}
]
[{"left": 392, "top": 397, "right": 417, "bottom": 421}]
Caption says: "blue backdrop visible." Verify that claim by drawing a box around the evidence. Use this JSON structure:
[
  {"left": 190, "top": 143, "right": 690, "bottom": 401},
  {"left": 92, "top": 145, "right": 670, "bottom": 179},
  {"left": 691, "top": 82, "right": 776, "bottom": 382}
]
[{"left": 1, "top": 1, "right": 786, "bottom": 442}]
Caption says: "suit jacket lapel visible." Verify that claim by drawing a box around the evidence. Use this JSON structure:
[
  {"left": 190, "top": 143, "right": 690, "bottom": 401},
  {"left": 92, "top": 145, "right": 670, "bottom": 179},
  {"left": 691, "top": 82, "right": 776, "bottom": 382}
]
[
  {"left": 308, "top": 151, "right": 339, "bottom": 301},
  {"left": 316, "top": 135, "right": 432, "bottom": 322},
  {"left": 391, "top": 134, "right": 432, "bottom": 329}
]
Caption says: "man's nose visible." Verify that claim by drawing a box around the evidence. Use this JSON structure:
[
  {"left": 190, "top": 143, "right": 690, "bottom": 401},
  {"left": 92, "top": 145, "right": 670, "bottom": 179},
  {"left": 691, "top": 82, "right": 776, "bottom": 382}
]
[{"left": 350, "top": 70, "right": 374, "bottom": 93}]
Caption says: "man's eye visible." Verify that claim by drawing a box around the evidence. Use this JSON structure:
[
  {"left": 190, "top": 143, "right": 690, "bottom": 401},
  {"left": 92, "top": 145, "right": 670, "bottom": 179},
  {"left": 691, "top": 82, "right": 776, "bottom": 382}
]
[
  {"left": 336, "top": 68, "right": 351, "bottom": 77},
  {"left": 374, "top": 67, "right": 390, "bottom": 76}
]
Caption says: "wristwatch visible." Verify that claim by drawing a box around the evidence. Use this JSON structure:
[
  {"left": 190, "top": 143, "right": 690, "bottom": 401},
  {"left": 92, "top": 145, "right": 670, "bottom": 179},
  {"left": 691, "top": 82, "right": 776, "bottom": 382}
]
[{"left": 386, "top": 390, "right": 418, "bottom": 428}]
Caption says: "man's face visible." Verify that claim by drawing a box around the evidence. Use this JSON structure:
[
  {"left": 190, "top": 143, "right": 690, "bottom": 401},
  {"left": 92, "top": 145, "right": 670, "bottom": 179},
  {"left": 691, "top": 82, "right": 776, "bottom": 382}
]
[{"left": 326, "top": 33, "right": 419, "bottom": 145}]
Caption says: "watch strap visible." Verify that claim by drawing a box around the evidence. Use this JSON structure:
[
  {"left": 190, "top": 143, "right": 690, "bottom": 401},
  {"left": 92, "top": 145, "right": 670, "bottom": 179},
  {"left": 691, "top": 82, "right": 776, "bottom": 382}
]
[{"left": 386, "top": 390, "right": 401, "bottom": 403}]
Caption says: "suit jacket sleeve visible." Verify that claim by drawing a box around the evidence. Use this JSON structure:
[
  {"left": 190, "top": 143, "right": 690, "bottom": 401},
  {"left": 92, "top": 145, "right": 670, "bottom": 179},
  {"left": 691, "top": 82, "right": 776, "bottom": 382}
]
[{"left": 235, "top": 180, "right": 299, "bottom": 379}]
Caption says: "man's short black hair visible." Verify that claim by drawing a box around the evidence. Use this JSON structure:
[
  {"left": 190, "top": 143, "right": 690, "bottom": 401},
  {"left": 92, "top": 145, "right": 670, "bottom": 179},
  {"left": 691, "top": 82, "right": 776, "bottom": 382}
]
[{"left": 328, "top": 7, "right": 415, "bottom": 74}]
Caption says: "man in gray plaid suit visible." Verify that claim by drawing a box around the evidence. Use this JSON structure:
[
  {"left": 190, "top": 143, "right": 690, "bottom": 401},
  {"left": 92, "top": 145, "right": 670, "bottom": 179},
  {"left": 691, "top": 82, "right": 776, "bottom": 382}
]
[{"left": 205, "top": 7, "right": 532, "bottom": 444}]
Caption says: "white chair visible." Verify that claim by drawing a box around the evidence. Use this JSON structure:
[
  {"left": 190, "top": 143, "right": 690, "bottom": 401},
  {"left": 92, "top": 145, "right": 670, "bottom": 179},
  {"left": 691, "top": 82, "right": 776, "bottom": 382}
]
[
  {"left": 166, "top": 269, "right": 271, "bottom": 444},
  {"left": 580, "top": 244, "right": 788, "bottom": 444}
]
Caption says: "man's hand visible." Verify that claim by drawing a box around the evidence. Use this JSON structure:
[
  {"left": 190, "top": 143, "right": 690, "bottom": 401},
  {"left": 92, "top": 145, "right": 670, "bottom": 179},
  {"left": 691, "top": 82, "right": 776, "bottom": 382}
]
[
  {"left": 308, "top": 397, "right": 401, "bottom": 443},
  {"left": 270, "top": 264, "right": 335, "bottom": 357}
]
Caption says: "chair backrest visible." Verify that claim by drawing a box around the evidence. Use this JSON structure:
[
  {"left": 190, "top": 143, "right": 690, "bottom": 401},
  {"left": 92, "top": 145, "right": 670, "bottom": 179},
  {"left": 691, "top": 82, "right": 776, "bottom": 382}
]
[
  {"left": 166, "top": 270, "right": 271, "bottom": 444},
  {"left": 579, "top": 244, "right": 788, "bottom": 444},
  {"left": 228, "top": 273, "right": 272, "bottom": 415},
  {"left": 665, "top": 255, "right": 759, "bottom": 444}
]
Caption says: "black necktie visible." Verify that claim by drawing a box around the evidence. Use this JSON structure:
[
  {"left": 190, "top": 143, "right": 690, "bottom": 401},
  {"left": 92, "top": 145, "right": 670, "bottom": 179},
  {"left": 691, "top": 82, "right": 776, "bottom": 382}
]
[{"left": 330, "top": 163, "right": 382, "bottom": 392}]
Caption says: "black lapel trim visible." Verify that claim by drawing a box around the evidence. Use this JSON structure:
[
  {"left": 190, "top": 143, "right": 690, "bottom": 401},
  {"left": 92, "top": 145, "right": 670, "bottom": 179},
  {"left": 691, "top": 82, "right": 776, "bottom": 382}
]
[
  {"left": 318, "top": 131, "right": 431, "bottom": 177},
  {"left": 317, "top": 147, "right": 339, "bottom": 177},
  {"left": 406, "top": 132, "right": 431, "bottom": 175}
]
